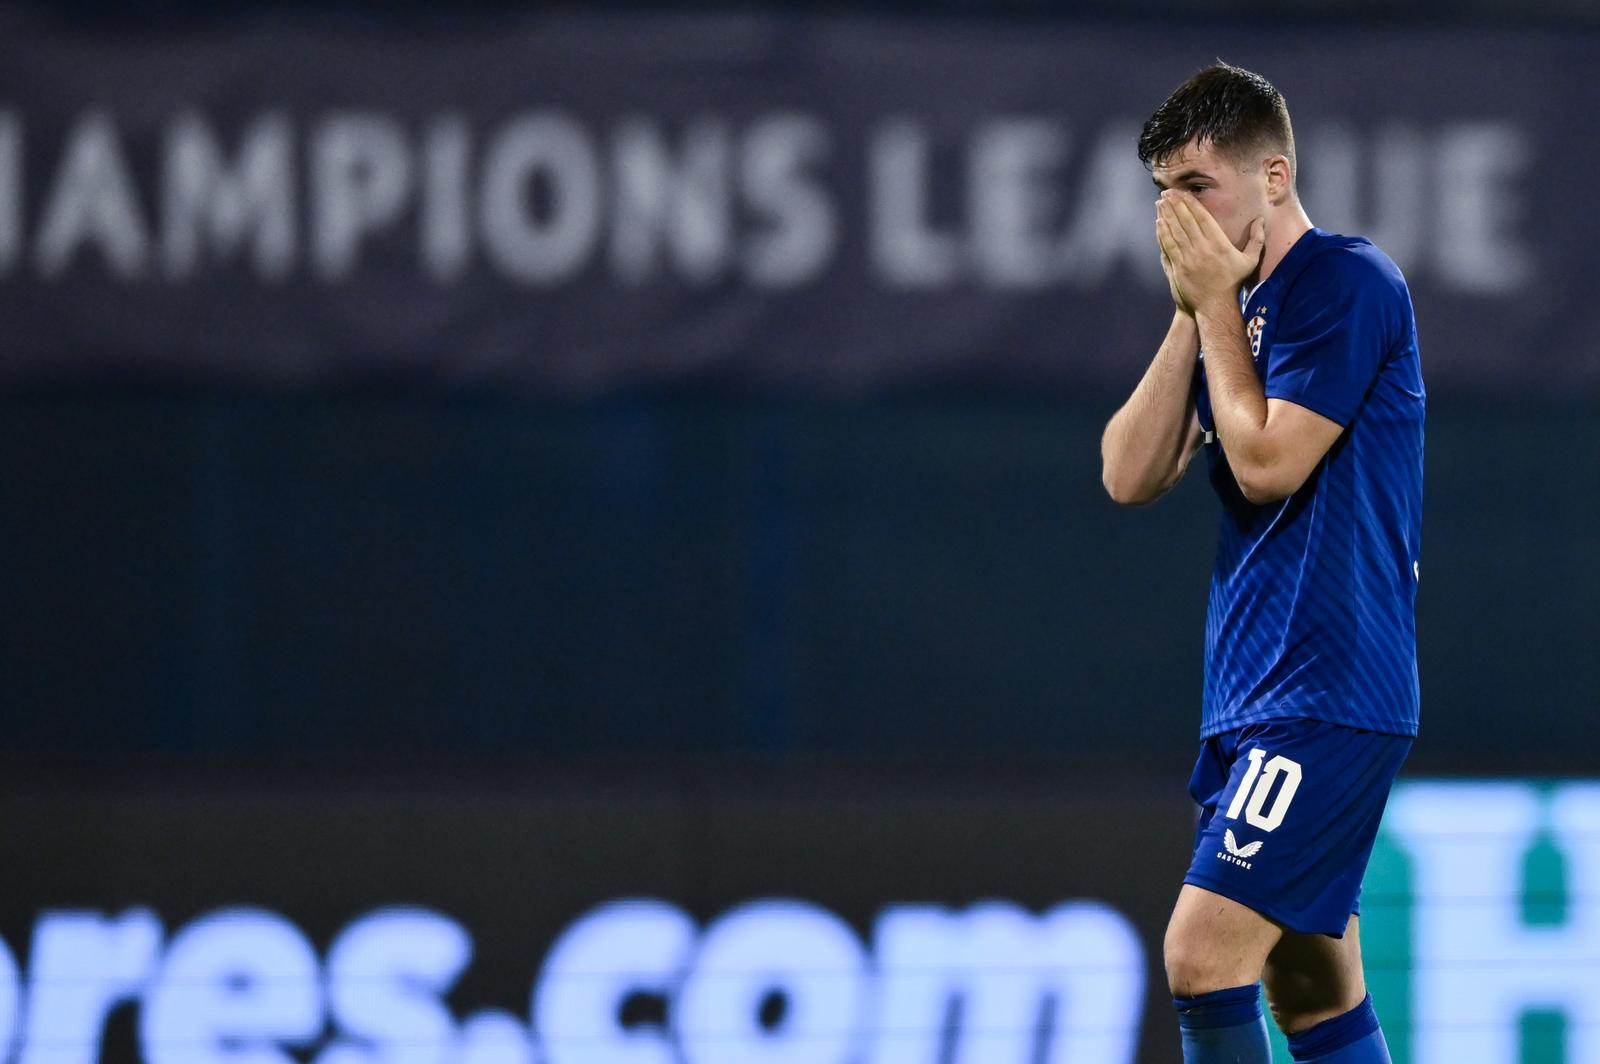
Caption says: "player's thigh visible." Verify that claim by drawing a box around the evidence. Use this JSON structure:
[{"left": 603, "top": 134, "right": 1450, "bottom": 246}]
[
  {"left": 1262, "top": 913, "right": 1368, "bottom": 1034},
  {"left": 1184, "top": 721, "right": 1410, "bottom": 937},
  {"left": 1164, "top": 882, "right": 1284, "bottom": 996}
]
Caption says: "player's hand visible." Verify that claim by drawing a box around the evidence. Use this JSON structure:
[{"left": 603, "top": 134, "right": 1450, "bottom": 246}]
[
  {"left": 1159, "top": 242, "right": 1193, "bottom": 316},
  {"left": 1156, "top": 191, "right": 1265, "bottom": 314}
]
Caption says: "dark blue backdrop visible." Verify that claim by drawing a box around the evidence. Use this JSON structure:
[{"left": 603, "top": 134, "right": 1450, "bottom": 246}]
[{"left": 4, "top": 394, "right": 1594, "bottom": 769}]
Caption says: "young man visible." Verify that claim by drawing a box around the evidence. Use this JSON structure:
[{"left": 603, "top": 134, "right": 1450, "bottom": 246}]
[{"left": 1100, "top": 64, "right": 1424, "bottom": 1064}]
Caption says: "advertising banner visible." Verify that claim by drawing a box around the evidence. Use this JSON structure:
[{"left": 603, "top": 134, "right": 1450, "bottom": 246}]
[
  {"left": 0, "top": 13, "right": 1594, "bottom": 401},
  {"left": 1, "top": 774, "right": 1596, "bottom": 1064}
]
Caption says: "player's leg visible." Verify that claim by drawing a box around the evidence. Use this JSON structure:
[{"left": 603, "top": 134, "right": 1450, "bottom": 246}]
[
  {"left": 1169, "top": 721, "right": 1410, "bottom": 1063},
  {"left": 1164, "top": 883, "right": 1281, "bottom": 1063},
  {"left": 1265, "top": 915, "right": 1393, "bottom": 1063},
  {"left": 1166, "top": 882, "right": 1284, "bottom": 994},
  {"left": 1263, "top": 913, "right": 1366, "bottom": 1031}
]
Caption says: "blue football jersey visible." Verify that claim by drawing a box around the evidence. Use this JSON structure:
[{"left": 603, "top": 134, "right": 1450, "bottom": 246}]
[{"left": 1193, "top": 227, "right": 1424, "bottom": 739}]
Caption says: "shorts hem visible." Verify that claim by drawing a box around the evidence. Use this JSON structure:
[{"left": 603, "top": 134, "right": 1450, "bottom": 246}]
[{"left": 1182, "top": 871, "right": 1351, "bottom": 938}]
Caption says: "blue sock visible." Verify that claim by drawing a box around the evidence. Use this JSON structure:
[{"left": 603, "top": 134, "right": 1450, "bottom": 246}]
[
  {"left": 1287, "top": 994, "right": 1392, "bottom": 1063},
  {"left": 1173, "top": 983, "right": 1271, "bottom": 1063}
]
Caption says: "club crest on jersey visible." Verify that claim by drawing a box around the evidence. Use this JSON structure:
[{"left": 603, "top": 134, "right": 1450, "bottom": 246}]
[
  {"left": 1246, "top": 309, "right": 1267, "bottom": 359},
  {"left": 1218, "top": 828, "right": 1263, "bottom": 869}
]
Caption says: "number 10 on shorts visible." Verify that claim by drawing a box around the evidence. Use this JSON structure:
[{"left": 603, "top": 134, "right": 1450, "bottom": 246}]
[{"left": 1224, "top": 747, "right": 1303, "bottom": 832}]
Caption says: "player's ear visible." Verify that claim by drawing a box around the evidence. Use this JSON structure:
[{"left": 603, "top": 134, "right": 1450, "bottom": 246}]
[{"left": 1264, "top": 154, "right": 1293, "bottom": 205}]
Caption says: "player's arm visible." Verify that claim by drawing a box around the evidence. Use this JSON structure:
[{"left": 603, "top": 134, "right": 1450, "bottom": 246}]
[
  {"left": 1158, "top": 194, "right": 1342, "bottom": 504},
  {"left": 1191, "top": 316, "right": 1342, "bottom": 505},
  {"left": 1100, "top": 310, "right": 1206, "bottom": 506}
]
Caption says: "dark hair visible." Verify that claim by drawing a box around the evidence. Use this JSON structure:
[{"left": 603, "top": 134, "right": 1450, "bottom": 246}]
[{"left": 1137, "top": 62, "right": 1295, "bottom": 180}]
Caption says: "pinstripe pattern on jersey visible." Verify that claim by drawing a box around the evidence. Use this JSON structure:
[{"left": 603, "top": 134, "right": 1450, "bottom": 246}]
[{"left": 1194, "top": 230, "right": 1424, "bottom": 739}]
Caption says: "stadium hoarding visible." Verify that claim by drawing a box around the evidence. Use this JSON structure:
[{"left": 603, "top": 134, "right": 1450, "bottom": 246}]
[
  {"left": 0, "top": 13, "right": 1594, "bottom": 403},
  {"left": 0, "top": 775, "right": 1596, "bottom": 1064}
]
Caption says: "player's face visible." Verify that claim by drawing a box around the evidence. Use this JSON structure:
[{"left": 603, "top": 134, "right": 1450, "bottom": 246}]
[{"left": 1150, "top": 139, "right": 1268, "bottom": 252}]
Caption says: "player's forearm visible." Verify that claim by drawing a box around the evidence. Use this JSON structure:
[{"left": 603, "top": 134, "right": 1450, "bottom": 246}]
[
  {"left": 1101, "top": 310, "right": 1200, "bottom": 505},
  {"left": 1193, "top": 299, "right": 1281, "bottom": 503}
]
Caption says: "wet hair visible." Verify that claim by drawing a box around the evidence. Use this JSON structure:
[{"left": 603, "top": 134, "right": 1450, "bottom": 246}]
[{"left": 1137, "top": 62, "right": 1296, "bottom": 181}]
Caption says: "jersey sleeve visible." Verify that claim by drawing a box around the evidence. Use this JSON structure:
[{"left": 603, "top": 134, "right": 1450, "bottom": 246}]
[{"left": 1263, "top": 251, "right": 1400, "bottom": 428}]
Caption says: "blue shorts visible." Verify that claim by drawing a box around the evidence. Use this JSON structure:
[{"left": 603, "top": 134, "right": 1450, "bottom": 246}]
[{"left": 1184, "top": 718, "right": 1412, "bottom": 937}]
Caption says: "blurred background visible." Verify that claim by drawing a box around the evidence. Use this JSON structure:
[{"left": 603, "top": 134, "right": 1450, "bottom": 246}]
[{"left": 1, "top": 1, "right": 1596, "bottom": 1062}]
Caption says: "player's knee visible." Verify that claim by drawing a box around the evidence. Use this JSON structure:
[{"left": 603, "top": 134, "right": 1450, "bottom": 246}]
[
  {"left": 1262, "top": 969, "right": 1366, "bottom": 1034},
  {"left": 1265, "top": 992, "right": 1300, "bottom": 1033},
  {"left": 1164, "top": 933, "right": 1231, "bottom": 998},
  {"left": 1266, "top": 997, "right": 1348, "bottom": 1036}
]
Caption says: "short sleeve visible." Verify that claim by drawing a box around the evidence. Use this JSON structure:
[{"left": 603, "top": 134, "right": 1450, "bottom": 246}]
[{"left": 1264, "top": 251, "right": 1399, "bottom": 428}]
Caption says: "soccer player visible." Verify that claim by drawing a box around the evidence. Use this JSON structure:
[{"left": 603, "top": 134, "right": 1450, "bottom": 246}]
[{"left": 1100, "top": 64, "right": 1423, "bottom": 1064}]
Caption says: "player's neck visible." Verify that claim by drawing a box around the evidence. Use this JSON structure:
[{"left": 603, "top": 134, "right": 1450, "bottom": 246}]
[{"left": 1249, "top": 203, "right": 1315, "bottom": 291}]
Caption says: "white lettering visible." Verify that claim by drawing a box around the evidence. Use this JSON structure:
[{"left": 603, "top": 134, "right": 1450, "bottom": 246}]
[
  {"left": 422, "top": 115, "right": 473, "bottom": 283},
  {"left": 35, "top": 112, "right": 149, "bottom": 278},
  {"left": 1244, "top": 755, "right": 1303, "bottom": 832},
  {"left": 1301, "top": 123, "right": 1426, "bottom": 274},
  {"left": 611, "top": 119, "right": 731, "bottom": 284},
  {"left": 0, "top": 108, "right": 1541, "bottom": 303},
  {"left": 0, "top": 929, "right": 16, "bottom": 1054},
  {"left": 457, "top": 1012, "right": 535, "bottom": 1064},
  {"left": 740, "top": 114, "right": 835, "bottom": 288},
  {"left": 675, "top": 899, "right": 867, "bottom": 1064},
  {"left": 1366, "top": 125, "right": 1429, "bottom": 273},
  {"left": 321, "top": 908, "right": 472, "bottom": 1064},
  {"left": 311, "top": 113, "right": 413, "bottom": 280},
  {"left": 0, "top": 894, "right": 1162, "bottom": 1064},
  {"left": 1435, "top": 123, "right": 1533, "bottom": 293},
  {"left": 533, "top": 898, "right": 695, "bottom": 1064},
  {"left": 1225, "top": 747, "right": 1266, "bottom": 821},
  {"left": 1057, "top": 125, "right": 1164, "bottom": 288},
  {"left": 162, "top": 111, "right": 296, "bottom": 280},
  {"left": 865, "top": 901, "right": 1143, "bottom": 1064},
  {"left": 1303, "top": 124, "right": 1356, "bottom": 234},
  {"left": 970, "top": 118, "right": 1064, "bottom": 287},
  {"left": 480, "top": 112, "right": 601, "bottom": 285},
  {"left": 870, "top": 121, "right": 960, "bottom": 287},
  {"left": 142, "top": 908, "right": 322, "bottom": 1064},
  {"left": 19, "top": 909, "right": 161, "bottom": 1064},
  {"left": 0, "top": 110, "right": 19, "bottom": 274}
]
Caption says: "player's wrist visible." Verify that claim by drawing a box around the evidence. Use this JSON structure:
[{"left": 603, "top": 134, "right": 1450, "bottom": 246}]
[
  {"left": 1191, "top": 294, "right": 1242, "bottom": 330},
  {"left": 1191, "top": 290, "right": 1237, "bottom": 316}
]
